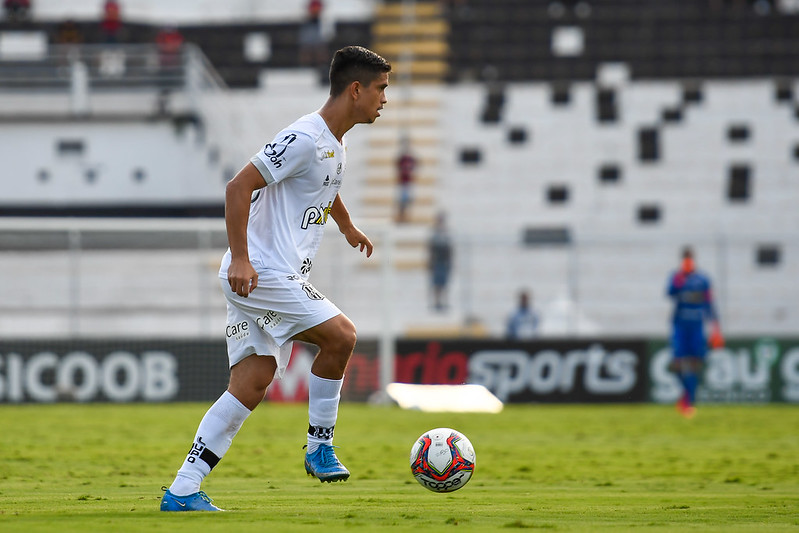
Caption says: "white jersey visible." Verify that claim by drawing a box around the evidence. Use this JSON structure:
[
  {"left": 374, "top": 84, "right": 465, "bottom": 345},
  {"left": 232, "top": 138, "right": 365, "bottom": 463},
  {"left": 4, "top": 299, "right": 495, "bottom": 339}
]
[{"left": 219, "top": 112, "right": 346, "bottom": 280}]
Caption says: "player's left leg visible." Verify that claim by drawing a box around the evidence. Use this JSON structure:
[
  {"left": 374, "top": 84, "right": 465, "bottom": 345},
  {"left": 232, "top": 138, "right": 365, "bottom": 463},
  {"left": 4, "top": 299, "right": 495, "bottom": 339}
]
[
  {"left": 292, "top": 314, "right": 357, "bottom": 482},
  {"left": 161, "top": 355, "right": 277, "bottom": 511},
  {"left": 675, "top": 357, "right": 699, "bottom": 418},
  {"left": 670, "top": 328, "right": 692, "bottom": 411},
  {"left": 679, "top": 324, "right": 708, "bottom": 416}
]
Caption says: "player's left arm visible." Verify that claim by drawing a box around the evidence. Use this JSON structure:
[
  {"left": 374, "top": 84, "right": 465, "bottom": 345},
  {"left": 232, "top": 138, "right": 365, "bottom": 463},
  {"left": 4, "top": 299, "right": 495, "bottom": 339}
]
[{"left": 331, "top": 192, "right": 373, "bottom": 257}]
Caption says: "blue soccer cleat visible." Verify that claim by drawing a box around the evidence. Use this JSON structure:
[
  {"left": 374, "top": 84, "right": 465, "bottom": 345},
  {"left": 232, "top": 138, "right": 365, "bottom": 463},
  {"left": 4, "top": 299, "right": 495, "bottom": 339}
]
[
  {"left": 304, "top": 445, "right": 350, "bottom": 483},
  {"left": 160, "top": 487, "right": 223, "bottom": 511}
]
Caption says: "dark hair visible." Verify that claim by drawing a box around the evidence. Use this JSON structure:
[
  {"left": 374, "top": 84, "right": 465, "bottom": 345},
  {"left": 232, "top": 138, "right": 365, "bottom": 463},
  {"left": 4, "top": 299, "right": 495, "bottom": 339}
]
[{"left": 328, "top": 46, "right": 391, "bottom": 96}]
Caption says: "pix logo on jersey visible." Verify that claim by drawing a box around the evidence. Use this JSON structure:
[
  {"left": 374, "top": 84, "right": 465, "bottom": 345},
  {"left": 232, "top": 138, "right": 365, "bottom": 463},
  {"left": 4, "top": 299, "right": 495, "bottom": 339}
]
[{"left": 301, "top": 201, "right": 333, "bottom": 229}]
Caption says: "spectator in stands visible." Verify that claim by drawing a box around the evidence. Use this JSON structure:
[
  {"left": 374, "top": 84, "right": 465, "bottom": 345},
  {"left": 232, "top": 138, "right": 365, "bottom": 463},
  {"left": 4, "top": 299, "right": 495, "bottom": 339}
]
[
  {"left": 299, "top": 0, "right": 328, "bottom": 71},
  {"left": 396, "top": 135, "right": 416, "bottom": 223},
  {"left": 506, "top": 290, "right": 540, "bottom": 340},
  {"left": 3, "top": 0, "right": 30, "bottom": 23},
  {"left": 155, "top": 25, "right": 184, "bottom": 70},
  {"left": 56, "top": 19, "right": 83, "bottom": 46},
  {"left": 100, "top": 0, "right": 122, "bottom": 43},
  {"left": 428, "top": 211, "right": 453, "bottom": 311},
  {"left": 666, "top": 246, "right": 724, "bottom": 419},
  {"left": 55, "top": 18, "right": 83, "bottom": 64}
]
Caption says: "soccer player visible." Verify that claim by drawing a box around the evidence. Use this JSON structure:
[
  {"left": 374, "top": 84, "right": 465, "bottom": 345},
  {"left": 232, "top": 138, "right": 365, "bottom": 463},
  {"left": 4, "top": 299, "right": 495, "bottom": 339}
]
[
  {"left": 160, "top": 46, "right": 391, "bottom": 511},
  {"left": 666, "top": 246, "right": 723, "bottom": 419}
]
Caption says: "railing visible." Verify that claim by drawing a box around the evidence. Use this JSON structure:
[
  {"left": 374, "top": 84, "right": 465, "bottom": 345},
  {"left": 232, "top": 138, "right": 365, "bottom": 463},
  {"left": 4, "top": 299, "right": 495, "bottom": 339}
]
[
  {"left": 0, "top": 43, "right": 225, "bottom": 115},
  {"left": 1, "top": 218, "right": 798, "bottom": 340}
]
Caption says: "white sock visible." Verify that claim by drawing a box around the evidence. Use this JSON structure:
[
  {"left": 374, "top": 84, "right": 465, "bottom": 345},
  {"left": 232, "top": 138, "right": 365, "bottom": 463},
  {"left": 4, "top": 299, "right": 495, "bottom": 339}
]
[
  {"left": 306, "top": 373, "right": 343, "bottom": 453},
  {"left": 169, "top": 390, "right": 251, "bottom": 496}
]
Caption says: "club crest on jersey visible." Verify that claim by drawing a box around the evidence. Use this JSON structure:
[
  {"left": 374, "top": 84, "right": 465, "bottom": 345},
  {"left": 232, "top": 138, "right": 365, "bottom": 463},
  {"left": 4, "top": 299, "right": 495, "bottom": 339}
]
[{"left": 301, "top": 201, "right": 333, "bottom": 229}]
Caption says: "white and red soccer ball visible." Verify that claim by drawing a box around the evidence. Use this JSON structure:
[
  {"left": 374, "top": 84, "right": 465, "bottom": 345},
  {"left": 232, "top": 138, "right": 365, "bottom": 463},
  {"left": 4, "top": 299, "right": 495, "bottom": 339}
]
[{"left": 409, "top": 427, "right": 476, "bottom": 493}]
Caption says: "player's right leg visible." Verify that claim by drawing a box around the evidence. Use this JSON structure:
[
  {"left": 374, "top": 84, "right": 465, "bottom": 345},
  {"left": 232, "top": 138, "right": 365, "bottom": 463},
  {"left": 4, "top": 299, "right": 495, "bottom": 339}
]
[{"left": 161, "top": 354, "right": 277, "bottom": 511}]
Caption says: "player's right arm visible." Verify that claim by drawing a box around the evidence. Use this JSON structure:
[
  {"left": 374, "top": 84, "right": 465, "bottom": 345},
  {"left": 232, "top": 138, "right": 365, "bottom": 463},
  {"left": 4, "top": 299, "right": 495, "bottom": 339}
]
[
  {"left": 225, "top": 162, "right": 266, "bottom": 297},
  {"left": 666, "top": 271, "right": 682, "bottom": 298}
]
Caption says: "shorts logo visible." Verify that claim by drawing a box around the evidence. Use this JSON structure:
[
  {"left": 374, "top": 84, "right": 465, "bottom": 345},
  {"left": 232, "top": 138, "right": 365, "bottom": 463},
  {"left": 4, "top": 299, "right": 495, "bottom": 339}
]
[
  {"left": 256, "top": 310, "right": 282, "bottom": 330},
  {"left": 226, "top": 320, "right": 250, "bottom": 340},
  {"left": 301, "top": 282, "right": 325, "bottom": 301}
]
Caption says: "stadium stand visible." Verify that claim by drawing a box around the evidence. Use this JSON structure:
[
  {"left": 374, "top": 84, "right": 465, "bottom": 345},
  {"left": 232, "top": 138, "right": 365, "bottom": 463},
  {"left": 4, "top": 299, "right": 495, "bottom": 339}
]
[
  {"left": 1, "top": 0, "right": 798, "bottom": 339},
  {"left": 445, "top": 0, "right": 799, "bottom": 82}
]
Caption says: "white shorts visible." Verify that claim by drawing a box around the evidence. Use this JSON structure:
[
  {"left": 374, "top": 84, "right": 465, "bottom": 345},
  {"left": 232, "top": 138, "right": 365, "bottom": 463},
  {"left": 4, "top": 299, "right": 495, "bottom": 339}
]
[{"left": 219, "top": 270, "right": 341, "bottom": 378}]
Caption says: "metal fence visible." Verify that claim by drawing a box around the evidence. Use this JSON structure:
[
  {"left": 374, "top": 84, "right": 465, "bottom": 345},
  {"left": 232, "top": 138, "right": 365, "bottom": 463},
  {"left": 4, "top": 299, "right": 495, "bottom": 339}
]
[{"left": 1, "top": 218, "right": 797, "bottom": 340}]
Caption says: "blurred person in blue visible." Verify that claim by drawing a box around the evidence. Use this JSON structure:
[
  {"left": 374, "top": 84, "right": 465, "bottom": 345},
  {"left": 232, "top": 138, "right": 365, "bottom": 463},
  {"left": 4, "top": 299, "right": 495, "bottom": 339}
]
[
  {"left": 428, "top": 211, "right": 453, "bottom": 311},
  {"left": 666, "top": 246, "right": 723, "bottom": 418},
  {"left": 506, "top": 290, "right": 539, "bottom": 340},
  {"left": 299, "top": 0, "right": 328, "bottom": 70}
]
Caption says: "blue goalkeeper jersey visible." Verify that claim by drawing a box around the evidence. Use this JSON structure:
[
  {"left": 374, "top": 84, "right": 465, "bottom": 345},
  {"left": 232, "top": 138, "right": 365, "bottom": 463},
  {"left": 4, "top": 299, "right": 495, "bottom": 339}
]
[{"left": 667, "top": 269, "right": 716, "bottom": 325}]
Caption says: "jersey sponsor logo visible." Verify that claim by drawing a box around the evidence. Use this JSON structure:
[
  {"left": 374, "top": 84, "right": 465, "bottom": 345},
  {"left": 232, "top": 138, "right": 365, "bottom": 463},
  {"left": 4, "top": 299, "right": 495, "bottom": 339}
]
[
  {"left": 679, "top": 290, "right": 706, "bottom": 304},
  {"left": 321, "top": 148, "right": 335, "bottom": 160},
  {"left": 322, "top": 175, "right": 341, "bottom": 188},
  {"left": 336, "top": 162, "right": 343, "bottom": 175},
  {"left": 256, "top": 310, "right": 282, "bottom": 330},
  {"left": 262, "top": 133, "right": 297, "bottom": 169},
  {"left": 300, "top": 201, "right": 333, "bottom": 229},
  {"left": 301, "top": 258, "right": 312, "bottom": 275},
  {"left": 226, "top": 320, "right": 250, "bottom": 340}
]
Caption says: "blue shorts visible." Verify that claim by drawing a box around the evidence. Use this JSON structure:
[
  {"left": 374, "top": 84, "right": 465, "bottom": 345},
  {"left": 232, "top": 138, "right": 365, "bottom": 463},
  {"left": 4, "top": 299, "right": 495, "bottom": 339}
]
[{"left": 671, "top": 322, "right": 707, "bottom": 359}]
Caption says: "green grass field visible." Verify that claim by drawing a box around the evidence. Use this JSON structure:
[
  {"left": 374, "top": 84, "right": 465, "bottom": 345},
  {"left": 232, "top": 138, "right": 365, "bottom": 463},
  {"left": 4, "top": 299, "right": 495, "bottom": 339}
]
[{"left": 1, "top": 402, "right": 797, "bottom": 532}]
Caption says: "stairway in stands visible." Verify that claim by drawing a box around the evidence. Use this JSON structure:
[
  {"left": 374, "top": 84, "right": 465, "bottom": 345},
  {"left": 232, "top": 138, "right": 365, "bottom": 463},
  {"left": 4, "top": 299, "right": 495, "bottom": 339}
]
[{"left": 359, "top": 1, "right": 449, "bottom": 271}]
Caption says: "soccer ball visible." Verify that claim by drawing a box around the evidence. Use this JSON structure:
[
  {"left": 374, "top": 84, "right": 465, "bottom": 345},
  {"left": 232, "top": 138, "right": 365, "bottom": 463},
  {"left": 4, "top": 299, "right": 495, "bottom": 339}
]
[{"left": 409, "top": 427, "right": 476, "bottom": 493}]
